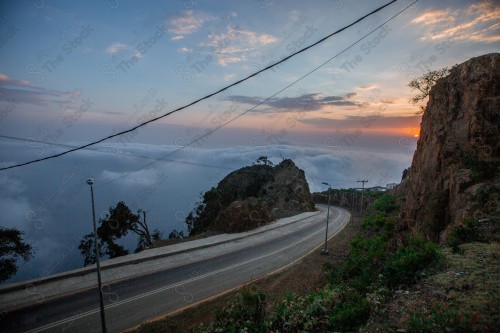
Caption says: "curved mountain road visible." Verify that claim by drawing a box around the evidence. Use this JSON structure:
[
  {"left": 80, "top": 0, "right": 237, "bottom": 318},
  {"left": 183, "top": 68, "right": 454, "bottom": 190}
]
[{"left": 3, "top": 205, "right": 350, "bottom": 333}]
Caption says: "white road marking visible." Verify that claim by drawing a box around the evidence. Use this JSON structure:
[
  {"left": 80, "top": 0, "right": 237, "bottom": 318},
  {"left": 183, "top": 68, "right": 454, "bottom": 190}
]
[{"left": 26, "top": 209, "right": 345, "bottom": 333}]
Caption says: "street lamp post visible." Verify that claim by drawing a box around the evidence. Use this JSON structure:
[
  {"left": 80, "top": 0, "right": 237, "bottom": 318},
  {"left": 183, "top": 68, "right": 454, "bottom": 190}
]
[
  {"left": 321, "top": 182, "right": 331, "bottom": 254},
  {"left": 87, "top": 178, "right": 107, "bottom": 333}
]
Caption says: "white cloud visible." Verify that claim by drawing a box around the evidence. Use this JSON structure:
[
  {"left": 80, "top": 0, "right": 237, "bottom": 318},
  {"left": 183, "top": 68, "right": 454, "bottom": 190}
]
[
  {"left": 206, "top": 26, "right": 278, "bottom": 66},
  {"left": 257, "top": 34, "right": 278, "bottom": 45},
  {"left": 412, "top": 3, "right": 500, "bottom": 43},
  {"left": 0, "top": 174, "right": 27, "bottom": 195},
  {"left": 217, "top": 56, "right": 244, "bottom": 66},
  {"left": 171, "top": 35, "right": 185, "bottom": 41},
  {"left": 290, "top": 10, "right": 301, "bottom": 22},
  {"left": 0, "top": 139, "right": 411, "bottom": 282},
  {"left": 0, "top": 74, "right": 81, "bottom": 106},
  {"left": 100, "top": 168, "right": 166, "bottom": 187},
  {"left": 168, "top": 10, "right": 214, "bottom": 38},
  {"left": 356, "top": 85, "right": 377, "bottom": 90},
  {"left": 0, "top": 197, "right": 32, "bottom": 229},
  {"left": 0, "top": 174, "right": 32, "bottom": 231},
  {"left": 0, "top": 73, "right": 30, "bottom": 86},
  {"left": 105, "top": 42, "right": 128, "bottom": 55},
  {"left": 411, "top": 10, "right": 451, "bottom": 25}
]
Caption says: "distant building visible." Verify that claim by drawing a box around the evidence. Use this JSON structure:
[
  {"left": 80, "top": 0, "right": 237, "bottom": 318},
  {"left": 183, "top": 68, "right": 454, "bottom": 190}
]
[
  {"left": 367, "top": 186, "right": 387, "bottom": 192},
  {"left": 386, "top": 183, "right": 397, "bottom": 189}
]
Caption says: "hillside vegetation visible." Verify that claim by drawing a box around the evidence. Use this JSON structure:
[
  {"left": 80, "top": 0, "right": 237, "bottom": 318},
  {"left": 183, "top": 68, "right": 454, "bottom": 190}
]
[
  {"left": 195, "top": 54, "right": 500, "bottom": 332},
  {"left": 196, "top": 192, "right": 498, "bottom": 332},
  {"left": 186, "top": 158, "right": 315, "bottom": 235},
  {"left": 134, "top": 54, "right": 499, "bottom": 333}
]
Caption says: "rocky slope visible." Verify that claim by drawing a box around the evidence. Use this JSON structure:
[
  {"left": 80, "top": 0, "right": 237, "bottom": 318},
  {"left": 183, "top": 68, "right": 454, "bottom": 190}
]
[
  {"left": 186, "top": 159, "right": 315, "bottom": 234},
  {"left": 393, "top": 53, "right": 499, "bottom": 244}
]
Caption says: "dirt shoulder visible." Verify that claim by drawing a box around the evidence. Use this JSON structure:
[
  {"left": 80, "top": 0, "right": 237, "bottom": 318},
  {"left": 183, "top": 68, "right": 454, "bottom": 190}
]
[{"left": 129, "top": 214, "right": 362, "bottom": 333}]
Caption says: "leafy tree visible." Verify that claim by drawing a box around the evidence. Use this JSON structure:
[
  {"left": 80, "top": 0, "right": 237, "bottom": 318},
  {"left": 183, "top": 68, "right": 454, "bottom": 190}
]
[
  {"left": 0, "top": 227, "right": 34, "bottom": 282},
  {"left": 135, "top": 229, "right": 162, "bottom": 253},
  {"left": 78, "top": 201, "right": 160, "bottom": 266},
  {"left": 402, "top": 167, "right": 409, "bottom": 181},
  {"left": 255, "top": 156, "right": 273, "bottom": 166},
  {"left": 78, "top": 233, "right": 100, "bottom": 267},
  {"left": 168, "top": 229, "right": 185, "bottom": 240},
  {"left": 409, "top": 67, "right": 449, "bottom": 114},
  {"left": 186, "top": 188, "right": 224, "bottom": 235}
]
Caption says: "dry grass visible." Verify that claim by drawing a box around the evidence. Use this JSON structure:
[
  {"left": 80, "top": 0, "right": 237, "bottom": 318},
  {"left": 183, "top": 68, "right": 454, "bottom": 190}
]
[{"left": 361, "top": 242, "right": 500, "bottom": 332}]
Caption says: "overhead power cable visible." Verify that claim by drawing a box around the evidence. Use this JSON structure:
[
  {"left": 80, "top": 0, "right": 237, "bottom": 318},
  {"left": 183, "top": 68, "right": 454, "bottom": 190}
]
[
  {"left": 0, "top": 0, "right": 403, "bottom": 171},
  {"left": 96, "top": 0, "right": 417, "bottom": 188},
  {"left": 0, "top": 135, "right": 231, "bottom": 170}
]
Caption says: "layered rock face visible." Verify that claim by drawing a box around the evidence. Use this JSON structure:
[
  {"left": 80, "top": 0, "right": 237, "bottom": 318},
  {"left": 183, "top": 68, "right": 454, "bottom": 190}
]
[{"left": 395, "top": 53, "right": 499, "bottom": 244}]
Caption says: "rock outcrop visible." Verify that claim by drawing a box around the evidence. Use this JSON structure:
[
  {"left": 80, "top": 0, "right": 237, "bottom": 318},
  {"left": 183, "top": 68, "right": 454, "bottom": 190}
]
[
  {"left": 187, "top": 159, "right": 315, "bottom": 234},
  {"left": 394, "top": 53, "right": 499, "bottom": 244}
]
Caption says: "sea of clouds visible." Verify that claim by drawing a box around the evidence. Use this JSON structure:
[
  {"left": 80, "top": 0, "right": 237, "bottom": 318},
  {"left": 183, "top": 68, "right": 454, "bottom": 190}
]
[{"left": 0, "top": 140, "right": 412, "bottom": 283}]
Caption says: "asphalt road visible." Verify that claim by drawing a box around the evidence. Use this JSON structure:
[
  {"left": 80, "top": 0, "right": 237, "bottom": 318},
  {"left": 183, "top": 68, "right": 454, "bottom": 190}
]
[{"left": 3, "top": 206, "right": 349, "bottom": 333}]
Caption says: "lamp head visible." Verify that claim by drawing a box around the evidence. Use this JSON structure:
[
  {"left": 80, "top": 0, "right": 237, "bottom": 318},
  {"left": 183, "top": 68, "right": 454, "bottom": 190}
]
[{"left": 86, "top": 178, "right": 94, "bottom": 186}]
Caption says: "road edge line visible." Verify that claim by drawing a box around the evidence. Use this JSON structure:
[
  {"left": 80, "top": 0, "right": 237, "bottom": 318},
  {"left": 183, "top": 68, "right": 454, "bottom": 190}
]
[
  {"left": 0, "top": 211, "right": 323, "bottom": 296},
  {"left": 121, "top": 209, "right": 351, "bottom": 333}
]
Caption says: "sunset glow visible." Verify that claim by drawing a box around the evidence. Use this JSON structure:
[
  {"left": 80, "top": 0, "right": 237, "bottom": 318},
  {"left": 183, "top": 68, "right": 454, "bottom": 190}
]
[{"left": 0, "top": 0, "right": 498, "bottom": 286}]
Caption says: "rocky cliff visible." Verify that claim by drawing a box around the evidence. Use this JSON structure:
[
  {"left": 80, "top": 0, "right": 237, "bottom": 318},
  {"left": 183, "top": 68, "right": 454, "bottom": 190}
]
[
  {"left": 187, "top": 159, "right": 315, "bottom": 234},
  {"left": 394, "top": 53, "right": 499, "bottom": 244}
]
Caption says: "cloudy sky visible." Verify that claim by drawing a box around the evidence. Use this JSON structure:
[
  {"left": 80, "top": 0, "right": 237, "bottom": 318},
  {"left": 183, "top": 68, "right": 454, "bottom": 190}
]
[{"left": 0, "top": 0, "right": 498, "bottom": 282}]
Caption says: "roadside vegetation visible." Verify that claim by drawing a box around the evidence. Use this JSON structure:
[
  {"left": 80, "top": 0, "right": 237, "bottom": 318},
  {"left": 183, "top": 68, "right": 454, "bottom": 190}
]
[
  {"left": 198, "top": 194, "right": 442, "bottom": 332},
  {"left": 0, "top": 227, "right": 34, "bottom": 282},
  {"left": 132, "top": 192, "right": 498, "bottom": 333},
  {"left": 77, "top": 201, "right": 162, "bottom": 266}
]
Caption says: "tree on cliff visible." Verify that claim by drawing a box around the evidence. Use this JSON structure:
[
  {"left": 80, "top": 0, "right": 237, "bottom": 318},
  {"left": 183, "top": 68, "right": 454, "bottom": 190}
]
[
  {"left": 401, "top": 168, "right": 409, "bottom": 181},
  {"left": 255, "top": 156, "right": 274, "bottom": 166},
  {"left": 78, "top": 201, "right": 161, "bottom": 266},
  {"left": 0, "top": 227, "right": 34, "bottom": 282},
  {"left": 409, "top": 67, "right": 449, "bottom": 114},
  {"left": 186, "top": 188, "right": 224, "bottom": 235}
]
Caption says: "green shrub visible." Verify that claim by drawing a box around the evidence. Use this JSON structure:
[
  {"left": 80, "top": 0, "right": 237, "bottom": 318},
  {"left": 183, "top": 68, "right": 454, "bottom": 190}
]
[
  {"left": 384, "top": 235, "right": 439, "bottom": 287},
  {"left": 474, "top": 184, "right": 499, "bottom": 202},
  {"left": 448, "top": 219, "right": 487, "bottom": 251},
  {"left": 363, "top": 213, "right": 396, "bottom": 238},
  {"left": 369, "top": 194, "right": 399, "bottom": 214},
  {"left": 330, "top": 233, "right": 439, "bottom": 289},
  {"left": 403, "top": 303, "right": 477, "bottom": 333},
  {"left": 272, "top": 290, "right": 335, "bottom": 331},
  {"left": 362, "top": 212, "right": 387, "bottom": 231},
  {"left": 201, "top": 193, "right": 442, "bottom": 333},
  {"left": 270, "top": 286, "right": 369, "bottom": 332},
  {"left": 200, "top": 287, "right": 268, "bottom": 333},
  {"left": 463, "top": 153, "right": 498, "bottom": 182},
  {"left": 328, "top": 288, "right": 370, "bottom": 331},
  {"left": 329, "top": 236, "right": 387, "bottom": 291}
]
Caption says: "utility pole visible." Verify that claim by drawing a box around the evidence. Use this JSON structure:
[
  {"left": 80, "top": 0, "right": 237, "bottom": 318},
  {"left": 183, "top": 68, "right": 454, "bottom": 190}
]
[
  {"left": 357, "top": 180, "right": 368, "bottom": 214},
  {"left": 86, "top": 178, "right": 107, "bottom": 333}
]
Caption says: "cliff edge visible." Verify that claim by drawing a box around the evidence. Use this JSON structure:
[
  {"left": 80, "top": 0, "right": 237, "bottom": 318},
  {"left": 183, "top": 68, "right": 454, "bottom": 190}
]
[{"left": 394, "top": 53, "right": 499, "bottom": 244}]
